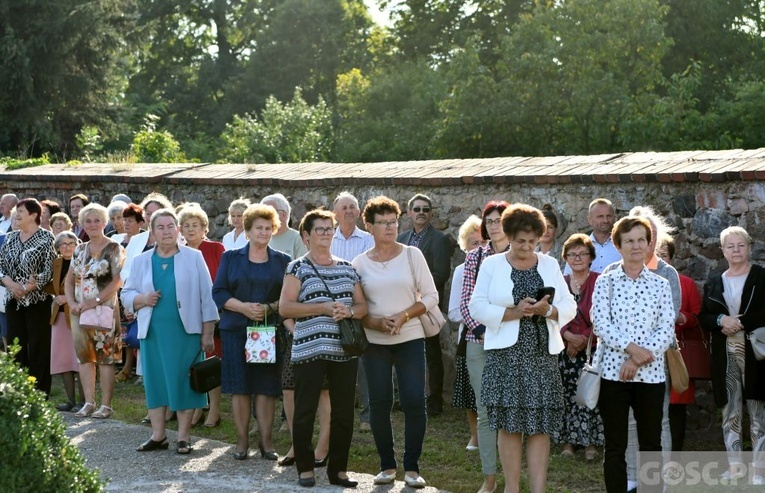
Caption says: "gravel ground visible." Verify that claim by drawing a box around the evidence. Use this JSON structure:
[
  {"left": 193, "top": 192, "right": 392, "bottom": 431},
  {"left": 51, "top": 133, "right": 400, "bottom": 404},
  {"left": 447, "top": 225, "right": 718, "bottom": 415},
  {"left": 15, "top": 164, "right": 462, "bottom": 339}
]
[{"left": 63, "top": 414, "right": 449, "bottom": 493}]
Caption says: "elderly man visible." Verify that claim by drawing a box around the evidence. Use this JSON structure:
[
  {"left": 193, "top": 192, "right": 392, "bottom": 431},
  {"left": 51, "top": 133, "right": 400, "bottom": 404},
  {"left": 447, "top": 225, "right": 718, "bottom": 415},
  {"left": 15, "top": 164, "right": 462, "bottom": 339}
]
[
  {"left": 565, "top": 198, "right": 621, "bottom": 275},
  {"left": 261, "top": 193, "right": 307, "bottom": 259},
  {"left": 0, "top": 194, "right": 19, "bottom": 232},
  {"left": 330, "top": 191, "right": 374, "bottom": 431},
  {"left": 398, "top": 193, "right": 453, "bottom": 416}
]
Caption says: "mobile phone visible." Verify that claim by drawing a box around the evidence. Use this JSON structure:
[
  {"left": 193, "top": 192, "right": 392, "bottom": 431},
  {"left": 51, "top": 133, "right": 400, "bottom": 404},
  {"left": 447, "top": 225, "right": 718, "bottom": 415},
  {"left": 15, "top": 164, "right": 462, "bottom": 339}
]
[{"left": 535, "top": 286, "right": 555, "bottom": 302}]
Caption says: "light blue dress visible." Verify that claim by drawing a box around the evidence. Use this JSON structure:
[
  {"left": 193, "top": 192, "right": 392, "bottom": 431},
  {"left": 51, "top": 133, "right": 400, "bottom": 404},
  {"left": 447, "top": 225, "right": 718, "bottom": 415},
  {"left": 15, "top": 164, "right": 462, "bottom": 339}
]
[{"left": 141, "top": 252, "right": 206, "bottom": 410}]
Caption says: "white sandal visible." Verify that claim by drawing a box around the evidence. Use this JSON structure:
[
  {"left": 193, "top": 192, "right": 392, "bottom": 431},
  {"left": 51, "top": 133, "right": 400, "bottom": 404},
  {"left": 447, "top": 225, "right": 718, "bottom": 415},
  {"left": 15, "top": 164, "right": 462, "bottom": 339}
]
[
  {"left": 75, "top": 402, "right": 96, "bottom": 418},
  {"left": 91, "top": 405, "right": 113, "bottom": 419}
]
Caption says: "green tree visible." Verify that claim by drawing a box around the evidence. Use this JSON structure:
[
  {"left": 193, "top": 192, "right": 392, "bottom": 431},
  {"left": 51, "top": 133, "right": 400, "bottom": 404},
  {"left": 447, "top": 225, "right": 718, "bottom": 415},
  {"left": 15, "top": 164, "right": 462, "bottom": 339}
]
[
  {"left": 132, "top": 115, "right": 185, "bottom": 163},
  {"left": 219, "top": 89, "right": 333, "bottom": 163},
  {"left": 0, "top": 0, "right": 132, "bottom": 158}
]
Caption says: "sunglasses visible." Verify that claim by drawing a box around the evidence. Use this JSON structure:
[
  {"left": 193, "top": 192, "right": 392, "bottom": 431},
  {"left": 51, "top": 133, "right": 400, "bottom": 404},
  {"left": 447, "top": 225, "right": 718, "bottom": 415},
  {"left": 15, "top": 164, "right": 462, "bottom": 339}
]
[{"left": 411, "top": 207, "right": 431, "bottom": 213}]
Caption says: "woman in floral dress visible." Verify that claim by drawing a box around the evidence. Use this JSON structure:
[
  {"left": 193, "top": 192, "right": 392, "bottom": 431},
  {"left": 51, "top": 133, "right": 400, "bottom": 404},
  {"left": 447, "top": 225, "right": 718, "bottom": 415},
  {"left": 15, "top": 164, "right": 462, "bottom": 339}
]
[{"left": 65, "top": 203, "right": 125, "bottom": 419}]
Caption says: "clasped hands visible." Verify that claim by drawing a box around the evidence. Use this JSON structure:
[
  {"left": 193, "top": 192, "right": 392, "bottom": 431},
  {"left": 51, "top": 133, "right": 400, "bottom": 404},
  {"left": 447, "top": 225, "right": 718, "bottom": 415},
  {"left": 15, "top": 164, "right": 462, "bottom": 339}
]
[
  {"left": 515, "top": 295, "right": 551, "bottom": 318},
  {"left": 10, "top": 275, "right": 36, "bottom": 300},
  {"left": 619, "top": 343, "right": 655, "bottom": 381},
  {"left": 720, "top": 314, "right": 743, "bottom": 337}
]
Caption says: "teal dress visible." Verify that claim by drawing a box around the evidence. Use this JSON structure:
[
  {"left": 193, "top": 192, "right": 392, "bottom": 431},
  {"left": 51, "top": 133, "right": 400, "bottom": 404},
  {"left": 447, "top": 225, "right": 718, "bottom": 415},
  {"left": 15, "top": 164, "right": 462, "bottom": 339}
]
[{"left": 140, "top": 252, "right": 206, "bottom": 410}]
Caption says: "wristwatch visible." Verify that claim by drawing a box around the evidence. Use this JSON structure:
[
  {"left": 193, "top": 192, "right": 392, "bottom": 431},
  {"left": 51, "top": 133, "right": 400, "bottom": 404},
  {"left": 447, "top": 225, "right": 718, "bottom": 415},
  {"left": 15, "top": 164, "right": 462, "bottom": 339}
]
[
  {"left": 544, "top": 305, "right": 554, "bottom": 318},
  {"left": 95, "top": 297, "right": 101, "bottom": 305}
]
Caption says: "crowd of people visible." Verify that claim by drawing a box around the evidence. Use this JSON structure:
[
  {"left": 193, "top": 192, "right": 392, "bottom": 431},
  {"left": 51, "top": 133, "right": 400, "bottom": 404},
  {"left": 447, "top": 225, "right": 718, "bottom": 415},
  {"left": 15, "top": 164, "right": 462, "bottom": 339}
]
[{"left": 0, "top": 189, "right": 763, "bottom": 491}]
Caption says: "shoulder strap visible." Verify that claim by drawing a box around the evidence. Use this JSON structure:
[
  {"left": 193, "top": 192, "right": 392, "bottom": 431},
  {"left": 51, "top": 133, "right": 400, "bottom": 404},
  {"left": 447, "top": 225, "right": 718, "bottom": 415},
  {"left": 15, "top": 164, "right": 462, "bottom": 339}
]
[
  {"left": 406, "top": 246, "right": 419, "bottom": 295},
  {"left": 305, "top": 258, "right": 338, "bottom": 301}
]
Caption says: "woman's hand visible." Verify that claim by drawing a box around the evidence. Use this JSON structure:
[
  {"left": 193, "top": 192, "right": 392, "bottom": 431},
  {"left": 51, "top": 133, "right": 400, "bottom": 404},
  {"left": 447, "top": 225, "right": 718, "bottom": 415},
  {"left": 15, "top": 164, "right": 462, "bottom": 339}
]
[
  {"left": 383, "top": 313, "right": 406, "bottom": 335},
  {"left": 720, "top": 314, "right": 743, "bottom": 337},
  {"left": 625, "top": 343, "right": 654, "bottom": 367},
  {"left": 53, "top": 295, "right": 67, "bottom": 306},
  {"left": 245, "top": 302, "right": 266, "bottom": 321},
  {"left": 528, "top": 295, "right": 552, "bottom": 317},
  {"left": 619, "top": 358, "right": 639, "bottom": 381},
  {"left": 517, "top": 297, "right": 538, "bottom": 318},
  {"left": 331, "top": 301, "right": 351, "bottom": 322},
  {"left": 9, "top": 280, "right": 26, "bottom": 300},
  {"left": 201, "top": 332, "right": 214, "bottom": 353},
  {"left": 565, "top": 333, "right": 588, "bottom": 358},
  {"left": 143, "top": 290, "right": 161, "bottom": 308}
]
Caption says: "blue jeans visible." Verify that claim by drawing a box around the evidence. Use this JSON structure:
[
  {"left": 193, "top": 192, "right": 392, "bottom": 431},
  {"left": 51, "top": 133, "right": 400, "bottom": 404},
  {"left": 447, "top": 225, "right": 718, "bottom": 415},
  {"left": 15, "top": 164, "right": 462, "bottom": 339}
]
[{"left": 363, "top": 338, "right": 427, "bottom": 473}]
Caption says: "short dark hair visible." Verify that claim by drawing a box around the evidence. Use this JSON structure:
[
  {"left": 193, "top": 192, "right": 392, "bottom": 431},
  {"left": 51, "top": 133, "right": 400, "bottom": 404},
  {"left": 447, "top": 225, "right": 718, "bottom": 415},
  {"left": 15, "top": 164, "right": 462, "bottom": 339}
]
[
  {"left": 660, "top": 236, "right": 676, "bottom": 260},
  {"left": 501, "top": 203, "right": 546, "bottom": 239},
  {"left": 562, "top": 233, "right": 596, "bottom": 265},
  {"left": 68, "top": 193, "right": 89, "bottom": 207},
  {"left": 480, "top": 200, "right": 510, "bottom": 240},
  {"left": 122, "top": 203, "right": 145, "bottom": 223},
  {"left": 541, "top": 203, "right": 558, "bottom": 229},
  {"left": 612, "top": 216, "right": 652, "bottom": 248},
  {"left": 41, "top": 199, "right": 61, "bottom": 216},
  {"left": 298, "top": 209, "right": 336, "bottom": 235},
  {"left": 363, "top": 196, "right": 401, "bottom": 224},
  {"left": 407, "top": 193, "right": 432, "bottom": 210},
  {"left": 18, "top": 198, "right": 43, "bottom": 225}
]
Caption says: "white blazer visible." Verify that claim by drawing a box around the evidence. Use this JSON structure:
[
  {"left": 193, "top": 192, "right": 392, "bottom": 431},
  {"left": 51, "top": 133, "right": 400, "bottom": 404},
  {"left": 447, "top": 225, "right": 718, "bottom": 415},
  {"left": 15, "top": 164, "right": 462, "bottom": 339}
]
[
  {"left": 469, "top": 252, "right": 576, "bottom": 353},
  {"left": 121, "top": 246, "right": 219, "bottom": 339}
]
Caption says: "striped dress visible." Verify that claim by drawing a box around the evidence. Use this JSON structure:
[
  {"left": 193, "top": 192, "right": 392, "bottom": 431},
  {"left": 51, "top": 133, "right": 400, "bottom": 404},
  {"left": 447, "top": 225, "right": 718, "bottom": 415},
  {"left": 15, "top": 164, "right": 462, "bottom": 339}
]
[{"left": 288, "top": 257, "right": 359, "bottom": 365}]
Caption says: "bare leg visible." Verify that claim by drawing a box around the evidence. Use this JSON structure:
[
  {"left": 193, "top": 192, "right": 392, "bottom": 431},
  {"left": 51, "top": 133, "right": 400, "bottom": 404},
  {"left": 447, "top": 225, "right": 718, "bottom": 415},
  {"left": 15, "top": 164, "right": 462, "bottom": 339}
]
[
  {"left": 283, "top": 389, "right": 295, "bottom": 458},
  {"left": 99, "top": 364, "right": 115, "bottom": 407},
  {"left": 256, "top": 394, "right": 276, "bottom": 451},
  {"left": 79, "top": 362, "right": 96, "bottom": 404},
  {"left": 498, "top": 431, "right": 523, "bottom": 493},
  {"left": 526, "top": 434, "right": 551, "bottom": 493},
  {"left": 76, "top": 373, "right": 85, "bottom": 403},
  {"left": 232, "top": 394, "right": 252, "bottom": 452},
  {"left": 315, "top": 389, "right": 330, "bottom": 460},
  {"left": 467, "top": 409, "right": 478, "bottom": 448},
  {"left": 148, "top": 406, "right": 167, "bottom": 441},
  {"left": 205, "top": 386, "right": 222, "bottom": 425},
  {"left": 176, "top": 409, "right": 194, "bottom": 443}
]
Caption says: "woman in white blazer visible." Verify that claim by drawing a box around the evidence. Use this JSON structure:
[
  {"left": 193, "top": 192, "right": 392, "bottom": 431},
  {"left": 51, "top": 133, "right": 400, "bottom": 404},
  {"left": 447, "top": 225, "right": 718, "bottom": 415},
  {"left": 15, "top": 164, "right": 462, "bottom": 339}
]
[
  {"left": 121, "top": 209, "right": 218, "bottom": 455},
  {"left": 469, "top": 203, "right": 576, "bottom": 493}
]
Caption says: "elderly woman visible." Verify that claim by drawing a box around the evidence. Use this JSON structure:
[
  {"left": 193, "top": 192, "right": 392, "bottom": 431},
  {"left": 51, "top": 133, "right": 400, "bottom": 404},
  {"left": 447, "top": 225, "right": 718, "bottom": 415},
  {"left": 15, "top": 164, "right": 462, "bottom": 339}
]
[
  {"left": 0, "top": 198, "right": 57, "bottom": 395},
  {"left": 106, "top": 201, "right": 127, "bottom": 242},
  {"left": 261, "top": 193, "right": 308, "bottom": 259},
  {"left": 460, "top": 200, "right": 511, "bottom": 493},
  {"left": 40, "top": 199, "right": 62, "bottom": 231},
  {"left": 64, "top": 203, "right": 125, "bottom": 418},
  {"left": 591, "top": 216, "right": 675, "bottom": 493},
  {"left": 121, "top": 208, "right": 218, "bottom": 454},
  {"left": 46, "top": 231, "right": 84, "bottom": 411},
  {"left": 179, "top": 203, "right": 226, "bottom": 428},
  {"left": 120, "top": 203, "right": 145, "bottom": 248},
  {"left": 535, "top": 204, "right": 564, "bottom": 269},
  {"left": 279, "top": 209, "right": 368, "bottom": 488},
  {"left": 50, "top": 212, "right": 73, "bottom": 238},
  {"left": 699, "top": 226, "right": 765, "bottom": 484},
  {"left": 447, "top": 215, "right": 484, "bottom": 454},
  {"left": 554, "top": 233, "right": 603, "bottom": 460},
  {"left": 222, "top": 198, "right": 250, "bottom": 251},
  {"left": 213, "top": 204, "right": 291, "bottom": 461},
  {"left": 469, "top": 203, "right": 576, "bottom": 493},
  {"left": 351, "top": 195, "right": 437, "bottom": 489}
]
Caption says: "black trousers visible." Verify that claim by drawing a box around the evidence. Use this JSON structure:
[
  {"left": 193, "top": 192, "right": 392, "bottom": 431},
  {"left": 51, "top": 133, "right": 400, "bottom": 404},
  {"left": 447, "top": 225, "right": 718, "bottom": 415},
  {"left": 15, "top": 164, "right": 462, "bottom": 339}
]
[
  {"left": 599, "top": 379, "right": 665, "bottom": 493},
  {"left": 293, "top": 358, "right": 358, "bottom": 476},
  {"left": 424, "top": 334, "right": 443, "bottom": 411},
  {"left": 668, "top": 403, "right": 686, "bottom": 451},
  {"left": 6, "top": 298, "right": 53, "bottom": 396}
]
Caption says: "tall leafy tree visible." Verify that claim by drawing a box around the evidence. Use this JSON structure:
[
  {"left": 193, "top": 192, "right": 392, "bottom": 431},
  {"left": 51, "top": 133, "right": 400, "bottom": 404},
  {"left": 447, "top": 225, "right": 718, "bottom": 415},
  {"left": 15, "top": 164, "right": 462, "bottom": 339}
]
[{"left": 0, "top": 0, "right": 132, "bottom": 157}]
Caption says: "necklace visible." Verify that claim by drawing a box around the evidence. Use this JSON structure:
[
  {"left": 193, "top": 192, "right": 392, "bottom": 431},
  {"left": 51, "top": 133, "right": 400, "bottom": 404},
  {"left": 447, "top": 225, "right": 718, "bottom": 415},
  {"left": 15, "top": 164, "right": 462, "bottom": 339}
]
[
  {"left": 308, "top": 253, "right": 333, "bottom": 267},
  {"left": 570, "top": 272, "right": 589, "bottom": 294},
  {"left": 370, "top": 246, "right": 398, "bottom": 269}
]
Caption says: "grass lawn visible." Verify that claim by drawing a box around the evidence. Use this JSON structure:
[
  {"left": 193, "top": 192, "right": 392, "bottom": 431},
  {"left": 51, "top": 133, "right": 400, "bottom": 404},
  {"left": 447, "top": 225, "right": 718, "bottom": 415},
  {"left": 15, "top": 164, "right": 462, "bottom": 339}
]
[{"left": 52, "top": 373, "right": 607, "bottom": 493}]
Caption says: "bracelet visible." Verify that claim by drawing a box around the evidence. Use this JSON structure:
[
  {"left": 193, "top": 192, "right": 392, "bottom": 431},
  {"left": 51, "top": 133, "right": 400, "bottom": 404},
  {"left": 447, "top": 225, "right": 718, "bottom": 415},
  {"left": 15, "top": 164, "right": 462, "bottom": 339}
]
[
  {"left": 349, "top": 306, "right": 355, "bottom": 318},
  {"left": 404, "top": 311, "right": 410, "bottom": 322},
  {"left": 544, "top": 305, "right": 554, "bottom": 318},
  {"left": 717, "top": 314, "right": 725, "bottom": 327}
]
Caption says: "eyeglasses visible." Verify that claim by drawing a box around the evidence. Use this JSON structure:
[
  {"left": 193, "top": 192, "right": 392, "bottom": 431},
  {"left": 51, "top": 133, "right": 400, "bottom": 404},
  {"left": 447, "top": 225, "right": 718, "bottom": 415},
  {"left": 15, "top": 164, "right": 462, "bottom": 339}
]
[
  {"left": 59, "top": 242, "right": 77, "bottom": 248},
  {"left": 485, "top": 218, "right": 502, "bottom": 226},
  {"left": 411, "top": 207, "right": 431, "bottom": 213},
  {"left": 313, "top": 226, "right": 335, "bottom": 235},
  {"left": 375, "top": 220, "right": 398, "bottom": 228},
  {"left": 566, "top": 252, "right": 591, "bottom": 260}
]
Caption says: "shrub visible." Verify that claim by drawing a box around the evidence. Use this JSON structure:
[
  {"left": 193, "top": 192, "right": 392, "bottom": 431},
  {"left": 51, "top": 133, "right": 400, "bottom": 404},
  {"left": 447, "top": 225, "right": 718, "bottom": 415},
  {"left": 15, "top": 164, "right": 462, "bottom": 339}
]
[
  {"left": 131, "top": 115, "right": 184, "bottom": 163},
  {"left": 0, "top": 345, "right": 103, "bottom": 492},
  {"left": 0, "top": 154, "right": 51, "bottom": 170}
]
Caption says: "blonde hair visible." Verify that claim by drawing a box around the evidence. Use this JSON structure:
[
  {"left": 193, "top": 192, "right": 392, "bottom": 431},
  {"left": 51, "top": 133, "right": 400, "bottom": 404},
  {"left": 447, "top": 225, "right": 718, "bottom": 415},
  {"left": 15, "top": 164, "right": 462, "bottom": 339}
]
[
  {"left": 243, "top": 204, "right": 280, "bottom": 232},
  {"left": 457, "top": 215, "right": 482, "bottom": 252},
  {"left": 178, "top": 204, "right": 210, "bottom": 233}
]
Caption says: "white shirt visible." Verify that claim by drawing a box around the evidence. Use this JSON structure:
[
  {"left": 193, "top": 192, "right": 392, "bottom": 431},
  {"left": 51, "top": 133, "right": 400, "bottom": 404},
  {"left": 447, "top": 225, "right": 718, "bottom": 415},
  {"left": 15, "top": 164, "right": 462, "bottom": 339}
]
[
  {"left": 222, "top": 229, "right": 248, "bottom": 251},
  {"left": 564, "top": 233, "right": 621, "bottom": 275},
  {"left": 591, "top": 264, "right": 675, "bottom": 383},
  {"left": 0, "top": 217, "right": 11, "bottom": 233},
  {"left": 330, "top": 226, "right": 374, "bottom": 262}
]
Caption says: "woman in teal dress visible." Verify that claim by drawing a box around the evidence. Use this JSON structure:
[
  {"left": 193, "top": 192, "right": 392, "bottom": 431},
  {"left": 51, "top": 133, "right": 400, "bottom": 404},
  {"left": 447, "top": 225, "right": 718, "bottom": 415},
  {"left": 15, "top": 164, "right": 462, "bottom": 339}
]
[{"left": 121, "top": 209, "right": 219, "bottom": 455}]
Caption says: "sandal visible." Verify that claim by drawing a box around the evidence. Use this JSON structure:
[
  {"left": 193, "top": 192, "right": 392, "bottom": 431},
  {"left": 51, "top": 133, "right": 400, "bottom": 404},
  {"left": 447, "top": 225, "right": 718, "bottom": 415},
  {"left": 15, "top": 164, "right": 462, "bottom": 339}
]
[
  {"left": 75, "top": 402, "right": 96, "bottom": 418},
  {"left": 91, "top": 405, "right": 113, "bottom": 419},
  {"left": 176, "top": 440, "right": 192, "bottom": 455},
  {"left": 115, "top": 371, "right": 131, "bottom": 383}
]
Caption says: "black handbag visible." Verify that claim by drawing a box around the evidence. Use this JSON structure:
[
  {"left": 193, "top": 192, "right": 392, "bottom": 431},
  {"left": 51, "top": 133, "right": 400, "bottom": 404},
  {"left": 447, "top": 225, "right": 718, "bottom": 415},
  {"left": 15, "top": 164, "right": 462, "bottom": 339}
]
[
  {"left": 306, "top": 259, "right": 369, "bottom": 356},
  {"left": 189, "top": 348, "right": 221, "bottom": 393}
]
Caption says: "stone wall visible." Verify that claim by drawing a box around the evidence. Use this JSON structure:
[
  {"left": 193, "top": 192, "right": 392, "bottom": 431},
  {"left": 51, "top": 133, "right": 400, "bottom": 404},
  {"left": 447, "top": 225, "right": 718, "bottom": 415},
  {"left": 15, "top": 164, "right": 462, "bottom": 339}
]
[{"left": 4, "top": 152, "right": 763, "bottom": 434}]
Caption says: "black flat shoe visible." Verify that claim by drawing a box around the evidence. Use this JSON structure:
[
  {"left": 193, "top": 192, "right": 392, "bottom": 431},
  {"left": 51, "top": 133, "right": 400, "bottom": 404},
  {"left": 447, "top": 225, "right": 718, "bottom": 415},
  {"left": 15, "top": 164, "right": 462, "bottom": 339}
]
[
  {"left": 278, "top": 455, "right": 296, "bottom": 466},
  {"left": 55, "top": 401, "right": 75, "bottom": 412},
  {"left": 233, "top": 448, "right": 249, "bottom": 460},
  {"left": 259, "top": 442, "right": 278, "bottom": 461},
  {"left": 136, "top": 437, "right": 168, "bottom": 452},
  {"left": 314, "top": 456, "right": 328, "bottom": 468},
  {"left": 328, "top": 475, "right": 358, "bottom": 488},
  {"left": 176, "top": 441, "right": 192, "bottom": 455},
  {"left": 298, "top": 476, "right": 315, "bottom": 488},
  {"left": 191, "top": 411, "right": 206, "bottom": 428}
]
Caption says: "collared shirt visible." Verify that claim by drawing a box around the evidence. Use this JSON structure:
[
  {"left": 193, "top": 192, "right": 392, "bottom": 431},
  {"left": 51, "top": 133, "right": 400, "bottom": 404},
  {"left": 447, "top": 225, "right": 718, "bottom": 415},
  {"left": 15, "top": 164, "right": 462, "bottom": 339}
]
[
  {"left": 564, "top": 233, "right": 621, "bottom": 275},
  {"left": 0, "top": 217, "right": 11, "bottom": 233},
  {"left": 330, "top": 226, "right": 374, "bottom": 262},
  {"left": 591, "top": 264, "right": 675, "bottom": 383},
  {"left": 407, "top": 224, "right": 431, "bottom": 248},
  {"left": 459, "top": 242, "right": 507, "bottom": 343}
]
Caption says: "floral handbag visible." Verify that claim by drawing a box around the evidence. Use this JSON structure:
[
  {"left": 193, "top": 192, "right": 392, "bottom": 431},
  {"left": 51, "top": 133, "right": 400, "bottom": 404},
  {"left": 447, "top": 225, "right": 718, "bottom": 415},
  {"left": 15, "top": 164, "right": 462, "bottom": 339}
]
[{"left": 245, "top": 313, "right": 277, "bottom": 364}]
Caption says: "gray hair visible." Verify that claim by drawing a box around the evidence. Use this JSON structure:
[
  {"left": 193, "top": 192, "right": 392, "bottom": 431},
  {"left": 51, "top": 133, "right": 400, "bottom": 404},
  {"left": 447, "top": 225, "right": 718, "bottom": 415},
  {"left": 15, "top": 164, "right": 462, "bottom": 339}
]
[
  {"left": 107, "top": 201, "right": 128, "bottom": 219},
  {"left": 54, "top": 230, "right": 79, "bottom": 251},
  {"left": 628, "top": 205, "right": 675, "bottom": 246},
  {"left": 78, "top": 203, "right": 109, "bottom": 227},
  {"left": 149, "top": 208, "right": 179, "bottom": 231},
  {"left": 139, "top": 192, "right": 172, "bottom": 211},
  {"left": 228, "top": 198, "right": 251, "bottom": 225},
  {"left": 332, "top": 191, "right": 359, "bottom": 209},
  {"left": 720, "top": 226, "right": 751, "bottom": 246},
  {"left": 261, "top": 193, "right": 291, "bottom": 217}
]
